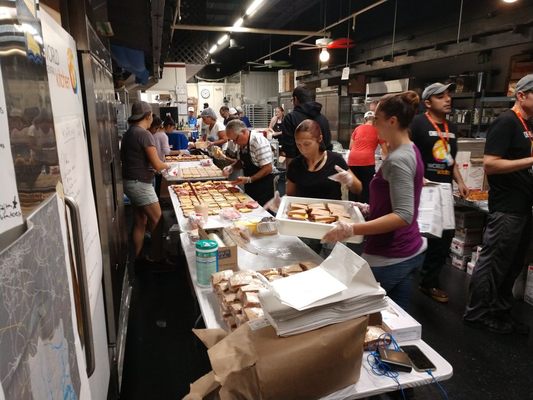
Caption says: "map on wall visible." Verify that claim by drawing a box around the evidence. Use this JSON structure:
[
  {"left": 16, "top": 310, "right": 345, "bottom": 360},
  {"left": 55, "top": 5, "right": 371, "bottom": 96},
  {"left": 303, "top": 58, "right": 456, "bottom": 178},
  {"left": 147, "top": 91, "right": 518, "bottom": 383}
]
[{"left": 0, "top": 195, "right": 82, "bottom": 399}]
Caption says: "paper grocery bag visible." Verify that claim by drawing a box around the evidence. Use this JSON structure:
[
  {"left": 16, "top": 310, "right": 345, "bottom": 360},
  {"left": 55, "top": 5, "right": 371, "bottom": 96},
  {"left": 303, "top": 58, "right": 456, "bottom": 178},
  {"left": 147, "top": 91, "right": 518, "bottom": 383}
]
[{"left": 186, "top": 315, "right": 368, "bottom": 400}]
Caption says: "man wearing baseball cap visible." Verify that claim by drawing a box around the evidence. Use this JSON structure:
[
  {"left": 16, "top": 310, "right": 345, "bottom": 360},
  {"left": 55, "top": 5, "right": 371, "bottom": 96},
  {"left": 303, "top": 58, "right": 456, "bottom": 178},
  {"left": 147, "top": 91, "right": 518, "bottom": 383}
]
[
  {"left": 464, "top": 74, "right": 533, "bottom": 334},
  {"left": 187, "top": 106, "right": 197, "bottom": 129},
  {"left": 410, "top": 82, "right": 469, "bottom": 304}
]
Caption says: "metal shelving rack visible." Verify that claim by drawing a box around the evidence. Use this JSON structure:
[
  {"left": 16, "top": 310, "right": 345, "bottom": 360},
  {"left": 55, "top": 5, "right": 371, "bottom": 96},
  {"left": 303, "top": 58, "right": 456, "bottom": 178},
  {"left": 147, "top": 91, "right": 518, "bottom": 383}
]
[{"left": 243, "top": 104, "right": 272, "bottom": 128}]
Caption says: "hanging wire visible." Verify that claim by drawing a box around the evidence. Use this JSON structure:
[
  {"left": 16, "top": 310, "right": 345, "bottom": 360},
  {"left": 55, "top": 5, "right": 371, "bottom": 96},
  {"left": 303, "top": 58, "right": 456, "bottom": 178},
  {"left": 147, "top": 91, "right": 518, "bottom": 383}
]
[
  {"left": 457, "top": 0, "right": 464, "bottom": 44},
  {"left": 391, "top": 0, "right": 398, "bottom": 59}
]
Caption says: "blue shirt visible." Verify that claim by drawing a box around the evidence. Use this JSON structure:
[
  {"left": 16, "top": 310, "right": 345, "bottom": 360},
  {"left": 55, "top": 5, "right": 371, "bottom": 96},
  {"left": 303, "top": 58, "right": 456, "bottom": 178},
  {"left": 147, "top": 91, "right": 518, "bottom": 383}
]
[
  {"left": 167, "top": 131, "right": 189, "bottom": 150},
  {"left": 187, "top": 116, "right": 197, "bottom": 128},
  {"left": 241, "top": 116, "right": 252, "bottom": 128}
]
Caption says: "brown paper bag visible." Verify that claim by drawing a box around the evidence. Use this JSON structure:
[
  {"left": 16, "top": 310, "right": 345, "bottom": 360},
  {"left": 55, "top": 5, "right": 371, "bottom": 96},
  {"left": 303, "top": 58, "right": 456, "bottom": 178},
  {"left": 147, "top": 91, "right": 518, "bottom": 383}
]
[{"left": 186, "top": 316, "right": 368, "bottom": 400}]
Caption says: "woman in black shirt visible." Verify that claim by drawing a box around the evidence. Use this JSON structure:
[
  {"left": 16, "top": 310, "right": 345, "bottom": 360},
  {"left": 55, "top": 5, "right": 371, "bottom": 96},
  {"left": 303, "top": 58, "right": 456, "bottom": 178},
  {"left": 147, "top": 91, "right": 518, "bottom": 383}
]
[{"left": 286, "top": 119, "right": 361, "bottom": 199}]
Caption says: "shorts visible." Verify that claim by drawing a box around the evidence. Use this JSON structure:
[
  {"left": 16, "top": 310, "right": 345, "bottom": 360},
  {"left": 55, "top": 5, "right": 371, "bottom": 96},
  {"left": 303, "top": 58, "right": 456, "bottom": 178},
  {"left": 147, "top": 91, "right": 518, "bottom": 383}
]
[{"left": 123, "top": 179, "right": 158, "bottom": 207}]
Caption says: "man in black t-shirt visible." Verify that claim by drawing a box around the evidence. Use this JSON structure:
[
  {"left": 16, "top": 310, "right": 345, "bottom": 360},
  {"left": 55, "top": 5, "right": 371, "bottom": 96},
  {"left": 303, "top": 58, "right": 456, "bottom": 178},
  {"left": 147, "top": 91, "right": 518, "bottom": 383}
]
[
  {"left": 411, "top": 82, "right": 469, "bottom": 304},
  {"left": 464, "top": 74, "right": 533, "bottom": 334}
]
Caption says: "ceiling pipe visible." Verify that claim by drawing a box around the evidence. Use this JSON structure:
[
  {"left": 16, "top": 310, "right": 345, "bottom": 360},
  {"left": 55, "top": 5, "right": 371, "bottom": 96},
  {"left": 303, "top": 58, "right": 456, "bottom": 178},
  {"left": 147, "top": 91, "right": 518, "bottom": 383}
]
[
  {"left": 171, "top": 24, "right": 326, "bottom": 37},
  {"left": 170, "top": 0, "right": 181, "bottom": 45},
  {"left": 254, "top": 0, "right": 388, "bottom": 63},
  {"left": 151, "top": 0, "right": 165, "bottom": 79}
]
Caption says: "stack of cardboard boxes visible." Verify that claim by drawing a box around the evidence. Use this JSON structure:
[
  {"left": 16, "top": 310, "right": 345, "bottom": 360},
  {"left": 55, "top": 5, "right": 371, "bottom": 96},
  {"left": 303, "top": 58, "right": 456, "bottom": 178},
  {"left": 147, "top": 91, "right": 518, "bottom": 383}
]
[{"left": 450, "top": 207, "right": 486, "bottom": 271}]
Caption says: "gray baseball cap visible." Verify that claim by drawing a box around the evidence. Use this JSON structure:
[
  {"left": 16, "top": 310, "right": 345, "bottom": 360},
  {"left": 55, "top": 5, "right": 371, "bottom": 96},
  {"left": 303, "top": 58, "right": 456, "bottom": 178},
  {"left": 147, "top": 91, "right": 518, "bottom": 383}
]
[
  {"left": 128, "top": 101, "right": 152, "bottom": 122},
  {"left": 421, "top": 82, "right": 455, "bottom": 101},
  {"left": 515, "top": 74, "right": 533, "bottom": 93},
  {"left": 200, "top": 107, "right": 217, "bottom": 119}
]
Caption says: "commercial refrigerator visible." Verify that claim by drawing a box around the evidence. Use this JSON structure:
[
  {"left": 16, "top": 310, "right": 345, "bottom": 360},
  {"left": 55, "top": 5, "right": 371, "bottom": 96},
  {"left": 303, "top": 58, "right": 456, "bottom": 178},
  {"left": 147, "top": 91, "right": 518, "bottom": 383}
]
[{"left": 0, "top": 3, "right": 130, "bottom": 399}]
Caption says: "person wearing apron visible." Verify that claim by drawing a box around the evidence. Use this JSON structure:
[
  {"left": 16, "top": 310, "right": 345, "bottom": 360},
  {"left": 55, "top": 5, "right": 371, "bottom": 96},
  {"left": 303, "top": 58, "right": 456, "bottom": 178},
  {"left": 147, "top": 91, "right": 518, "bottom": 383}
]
[{"left": 223, "top": 119, "right": 274, "bottom": 206}]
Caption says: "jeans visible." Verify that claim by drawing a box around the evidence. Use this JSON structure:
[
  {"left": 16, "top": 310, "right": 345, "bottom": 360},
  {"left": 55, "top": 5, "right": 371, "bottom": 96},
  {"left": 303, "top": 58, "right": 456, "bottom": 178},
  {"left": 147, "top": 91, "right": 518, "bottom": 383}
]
[{"left": 371, "top": 252, "right": 426, "bottom": 312}]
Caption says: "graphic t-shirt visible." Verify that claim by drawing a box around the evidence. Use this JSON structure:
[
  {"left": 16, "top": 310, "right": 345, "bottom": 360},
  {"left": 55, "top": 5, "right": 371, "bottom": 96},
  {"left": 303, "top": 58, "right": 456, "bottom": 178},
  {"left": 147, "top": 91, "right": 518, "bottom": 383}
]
[
  {"left": 484, "top": 109, "right": 533, "bottom": 214},
  {"left": 410, "top": 113, "right": 458, "bottom": 183}
]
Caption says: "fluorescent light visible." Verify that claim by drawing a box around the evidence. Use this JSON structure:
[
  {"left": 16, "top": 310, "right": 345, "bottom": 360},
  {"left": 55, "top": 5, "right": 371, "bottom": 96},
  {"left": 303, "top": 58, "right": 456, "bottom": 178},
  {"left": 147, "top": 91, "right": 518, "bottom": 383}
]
[
  {"left": 245, "top": 0, "right": 265, "bottom": 16},
  {"left": 217, "top": 34, "right": 229, "bottom": 45},
  {"left": 319, "top": 48, "right": 330, "bottom": 62},
  {"left": 208, "top": 44, "right": 218, "bottom": 54},
  {"left": 233, "top": 17, "right": 244, "bottom": 28}
]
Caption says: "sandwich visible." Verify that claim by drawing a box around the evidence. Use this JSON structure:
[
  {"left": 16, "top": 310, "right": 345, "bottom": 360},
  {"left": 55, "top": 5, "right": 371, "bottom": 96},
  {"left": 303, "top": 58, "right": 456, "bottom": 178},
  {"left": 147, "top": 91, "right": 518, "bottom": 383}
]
[
  {"left": 313, "top": 215, "right": 337, "bottom": 224},
  {"left": 289, "top": 203, "right": 308, "bottom": 210}
]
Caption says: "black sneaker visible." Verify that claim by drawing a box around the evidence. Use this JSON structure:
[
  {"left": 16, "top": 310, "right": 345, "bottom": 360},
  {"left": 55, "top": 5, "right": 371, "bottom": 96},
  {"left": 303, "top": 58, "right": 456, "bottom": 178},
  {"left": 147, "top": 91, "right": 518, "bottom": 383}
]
[{"left": 464, "top": 317, "right": 513, "bottom": 334}]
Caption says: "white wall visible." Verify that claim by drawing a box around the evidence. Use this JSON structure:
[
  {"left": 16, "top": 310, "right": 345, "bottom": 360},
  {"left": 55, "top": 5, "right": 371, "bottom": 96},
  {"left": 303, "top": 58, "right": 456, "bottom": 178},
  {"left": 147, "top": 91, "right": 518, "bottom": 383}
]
[
  {"left": 147, "top": 64, "right": 188, "bottom": 117},
  {"left": 241, "top": 71, "right": 278, "bottom": 104}
]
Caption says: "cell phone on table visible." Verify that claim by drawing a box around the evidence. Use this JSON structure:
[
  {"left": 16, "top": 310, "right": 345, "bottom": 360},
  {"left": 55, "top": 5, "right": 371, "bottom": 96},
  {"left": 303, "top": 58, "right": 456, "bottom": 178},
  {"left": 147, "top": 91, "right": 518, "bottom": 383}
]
[{"left": 401, "top": 345, "right": 436, "bottom": 372}]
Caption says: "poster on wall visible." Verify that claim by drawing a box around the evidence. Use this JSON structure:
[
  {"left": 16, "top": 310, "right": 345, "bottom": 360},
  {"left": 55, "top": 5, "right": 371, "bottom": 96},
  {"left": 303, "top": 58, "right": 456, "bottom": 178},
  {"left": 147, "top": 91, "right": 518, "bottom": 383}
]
[
  {"left": 40, "top": 9, "right": 103, "bottom": 314},
  {"left": 0, "top": 55, "right": 23, "bottom": 235}
]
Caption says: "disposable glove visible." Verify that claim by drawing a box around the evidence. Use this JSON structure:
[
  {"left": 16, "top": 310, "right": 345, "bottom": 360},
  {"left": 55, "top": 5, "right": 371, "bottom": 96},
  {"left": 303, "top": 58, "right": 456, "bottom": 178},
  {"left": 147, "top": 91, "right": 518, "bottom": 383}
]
[
  {"left": 321, "top": 220, "right": 354, "bottom": 243},
  {"left": 222, "top": 165, "right": 234, "bottom": 177},
  {"left": 328, "top": 165, "right": 354, "bottom": 186},
  {"left": 351, "top": 202, "right": 370, "bottom": 219},
  {"left": 264, "top": 191, "right": 282, "bottom": 213}
]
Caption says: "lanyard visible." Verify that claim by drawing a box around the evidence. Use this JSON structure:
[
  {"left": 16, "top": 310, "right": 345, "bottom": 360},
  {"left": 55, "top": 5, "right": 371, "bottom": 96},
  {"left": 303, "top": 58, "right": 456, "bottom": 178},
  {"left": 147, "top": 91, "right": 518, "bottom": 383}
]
[
  {"left": 425, "top": 112, "right": 449, "bottom": 146},
  {"left": 512, "top": 106, "right": 533, "bottom": 139},
  {"left": 511, "top": 106, "right": 533, "bottom": 156}
]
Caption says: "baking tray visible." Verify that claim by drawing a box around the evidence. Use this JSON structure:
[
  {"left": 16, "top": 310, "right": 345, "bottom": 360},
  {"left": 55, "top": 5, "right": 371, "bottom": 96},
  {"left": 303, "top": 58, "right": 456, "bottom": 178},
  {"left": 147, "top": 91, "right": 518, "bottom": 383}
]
[{"left": 275, "top": 196, "right": 364, "bottom": 243}]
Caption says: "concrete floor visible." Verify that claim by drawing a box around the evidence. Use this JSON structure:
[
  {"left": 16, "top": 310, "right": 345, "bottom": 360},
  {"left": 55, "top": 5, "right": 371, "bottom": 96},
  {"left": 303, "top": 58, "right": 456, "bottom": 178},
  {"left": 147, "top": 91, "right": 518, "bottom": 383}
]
[{"left": 120, "top": 206, "right": 533, "bottom": 400}]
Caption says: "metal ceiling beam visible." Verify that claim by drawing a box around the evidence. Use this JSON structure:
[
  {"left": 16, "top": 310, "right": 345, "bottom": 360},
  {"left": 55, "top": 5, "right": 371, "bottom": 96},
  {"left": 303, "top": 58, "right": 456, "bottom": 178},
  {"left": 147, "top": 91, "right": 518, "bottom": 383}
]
[
  {"left": 171, "top": 24, "right": 326, "bottom": 36},
  {"left": 298, "top": 28, "right": 533, "bottom": 83},
  {"left": 254, "top": 0, "right": 388, "bottom": 63}
]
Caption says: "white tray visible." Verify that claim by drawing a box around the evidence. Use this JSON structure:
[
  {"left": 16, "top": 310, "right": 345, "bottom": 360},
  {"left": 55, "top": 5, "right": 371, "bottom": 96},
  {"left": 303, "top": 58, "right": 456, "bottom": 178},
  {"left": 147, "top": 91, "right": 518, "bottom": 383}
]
[{"left": 275, "top": 196, "right": 364, "bottom": 243}]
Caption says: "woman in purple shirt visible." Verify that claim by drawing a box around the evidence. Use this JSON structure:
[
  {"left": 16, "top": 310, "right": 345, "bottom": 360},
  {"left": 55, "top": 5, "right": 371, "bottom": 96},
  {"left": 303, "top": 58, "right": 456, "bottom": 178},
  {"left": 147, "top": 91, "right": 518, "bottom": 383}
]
[{"left": 323, "top": 91, "right": 426, "bottom": 310}]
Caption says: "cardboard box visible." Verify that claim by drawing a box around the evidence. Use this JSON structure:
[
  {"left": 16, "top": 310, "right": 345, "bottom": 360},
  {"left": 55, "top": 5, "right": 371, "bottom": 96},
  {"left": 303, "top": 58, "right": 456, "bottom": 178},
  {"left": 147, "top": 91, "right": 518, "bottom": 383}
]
[
  {"left": 454, "top": 227, "right": 483, "bottom": 246},
  {"left": 451, "top": 253, "right": 471, "bottom": 271},
  {"left": 186, "top": 316, "right": 368, "bottom": 400},
  {"left": 450, "top": 237, "right": 474, "bottom": 257},
  {"left": 199, "top": 228, "right": 238, "bottom": 271},
  {"left": 454, "top": 207, "right": 486, "bottom": 229},
  {"left": 381, "top": 297, "right": 422, "bottom": 342},
  {"left": 466, "top": 261, "right": 476, "bottom": 275}
]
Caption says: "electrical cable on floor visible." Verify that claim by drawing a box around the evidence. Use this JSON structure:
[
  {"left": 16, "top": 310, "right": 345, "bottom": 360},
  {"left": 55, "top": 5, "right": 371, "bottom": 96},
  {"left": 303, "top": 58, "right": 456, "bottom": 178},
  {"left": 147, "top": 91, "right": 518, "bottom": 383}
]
[
  {"left": 426, "top": 370, "right": 449, "bottom": 400},
  {"left": 366, "top": 333, "right": 406, "bottom": 400}
]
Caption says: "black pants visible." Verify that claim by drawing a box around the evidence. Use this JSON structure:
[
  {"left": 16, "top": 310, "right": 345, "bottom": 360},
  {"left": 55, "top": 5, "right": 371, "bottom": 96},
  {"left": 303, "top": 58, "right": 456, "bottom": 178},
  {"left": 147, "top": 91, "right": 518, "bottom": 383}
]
[
  {"left": 419, "top": 229, "right": 454, "bottom": 289},
  {"left": 464, "top": 211, "right": 532, "bottom": 322},
  {"left": 348, "top": 165, "right": 375, "bottom": 203}
]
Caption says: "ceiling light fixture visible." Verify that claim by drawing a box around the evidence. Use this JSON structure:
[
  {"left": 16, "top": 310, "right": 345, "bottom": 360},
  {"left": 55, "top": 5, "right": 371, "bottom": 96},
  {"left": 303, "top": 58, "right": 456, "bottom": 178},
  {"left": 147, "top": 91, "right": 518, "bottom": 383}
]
[
  {"left": 233, "top": 17, "right": 244, "bottom": 28},
  {"left": 217, "top": 34, "right": 229, "bottom": 45},
  {"left": 208, "top": 44, "right": 218, "bottom": 54},
  {"left": 245, "top": 0, "right": 265, "bottom": 16},
  {"left": 319, "top": 48, "right": 330, "bottom": 62},
  {"left": 502, "top": 0, "right": 518, "bottom": 3}
]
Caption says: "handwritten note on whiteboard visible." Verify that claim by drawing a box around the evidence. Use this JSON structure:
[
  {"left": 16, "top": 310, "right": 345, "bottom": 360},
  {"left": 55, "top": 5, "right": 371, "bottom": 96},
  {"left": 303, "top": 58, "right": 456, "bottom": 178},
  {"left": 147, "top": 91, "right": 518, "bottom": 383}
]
[{"left": 0, "top": 66, "right": 23, "bottom": 234}]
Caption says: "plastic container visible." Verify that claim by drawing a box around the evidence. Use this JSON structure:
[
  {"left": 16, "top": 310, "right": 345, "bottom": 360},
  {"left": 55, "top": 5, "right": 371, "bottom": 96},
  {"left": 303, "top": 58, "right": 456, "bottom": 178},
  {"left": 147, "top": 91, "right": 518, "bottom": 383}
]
[
  {"left": 275, "top": 196, "right": 364, "bottom": 244},
  {"left": 196, "top": 240, "right": 218, "bottom": 287}
]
